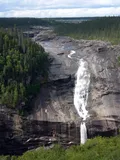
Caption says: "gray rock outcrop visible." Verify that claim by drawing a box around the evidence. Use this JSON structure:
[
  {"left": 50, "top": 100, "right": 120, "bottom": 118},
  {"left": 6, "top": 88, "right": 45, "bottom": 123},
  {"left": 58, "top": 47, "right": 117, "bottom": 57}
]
[
  {"left": 33, "top": 30, "right": 120, "bottom": 137},
  {"left": 1, "top": 27, "right": 120, "bottom": 155}
]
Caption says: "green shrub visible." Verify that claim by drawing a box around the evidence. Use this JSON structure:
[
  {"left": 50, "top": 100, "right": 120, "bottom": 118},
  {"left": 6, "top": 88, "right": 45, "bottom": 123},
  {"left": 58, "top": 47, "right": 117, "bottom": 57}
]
[
  {"left": 2, "top": 136, "right": 120, "bottom": 160},
  {"left": 0, "top": 155, "right": 11, "bottom": 160}
]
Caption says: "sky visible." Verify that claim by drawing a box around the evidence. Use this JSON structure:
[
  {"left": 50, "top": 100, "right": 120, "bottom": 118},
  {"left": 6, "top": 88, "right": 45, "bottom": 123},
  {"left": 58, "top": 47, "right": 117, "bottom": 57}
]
[{"left": 0, "top": 0, "right": 120, "bottom": 18}]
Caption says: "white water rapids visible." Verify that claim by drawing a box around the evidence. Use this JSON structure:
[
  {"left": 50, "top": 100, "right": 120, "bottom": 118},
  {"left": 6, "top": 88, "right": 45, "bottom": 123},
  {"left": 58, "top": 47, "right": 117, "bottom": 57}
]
[{"left": 68, "top": 50, "right": 90, "bottom": 144}]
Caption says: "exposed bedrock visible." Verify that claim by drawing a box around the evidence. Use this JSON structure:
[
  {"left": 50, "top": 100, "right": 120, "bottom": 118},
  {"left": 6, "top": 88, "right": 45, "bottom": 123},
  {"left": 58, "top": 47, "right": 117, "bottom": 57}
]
[
  {"left": 1, "top": 27, "right": 120, "bottom": 154},
  {"left": 33, "top": 30, "right": 120, "bottom": 137}
]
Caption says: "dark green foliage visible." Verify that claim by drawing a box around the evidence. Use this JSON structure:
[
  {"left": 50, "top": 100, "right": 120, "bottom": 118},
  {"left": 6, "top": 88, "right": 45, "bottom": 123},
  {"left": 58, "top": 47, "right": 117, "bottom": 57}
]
[
  {"left": 55, "top": 16, "right": 120, "bottom": 44},
  {"left": 1, "top": 136, "right": 120, "bottom": 160},
  {"left": 17, "top": 145, "right": 65, "bottom": 160},
  {"left": 0, "top": 155, "right": 11, "bottom": 160},
  {"left": 0, "top": 27, "right": 49, "bottom": 109},
  {"left": 0, "top": 18, "right": 51, "bottom": 27}
]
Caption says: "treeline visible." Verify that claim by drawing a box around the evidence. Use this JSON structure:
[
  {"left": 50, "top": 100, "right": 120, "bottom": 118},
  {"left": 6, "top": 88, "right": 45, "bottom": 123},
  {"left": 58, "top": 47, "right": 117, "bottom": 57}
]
[
  {"left": 1, "top": 136, "right": 120, "bottom": 160},
  {"left": 0, "top": 18, "right": 52, "bottom": 27},
  {"left": 0, "top": 27, "right": 49, "bottom": 109},
  {"left": 55, "top": 16, "right": 120, "bottom": 44}
]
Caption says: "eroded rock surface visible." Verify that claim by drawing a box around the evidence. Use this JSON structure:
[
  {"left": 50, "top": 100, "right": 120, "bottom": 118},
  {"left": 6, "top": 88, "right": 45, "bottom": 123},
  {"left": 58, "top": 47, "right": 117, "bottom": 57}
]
[
  {"left": 33, "top": 28, "right": 120, "bottom": 136},
  {"left": 1, "top": 26, "right": 120, "bottom": 155}
]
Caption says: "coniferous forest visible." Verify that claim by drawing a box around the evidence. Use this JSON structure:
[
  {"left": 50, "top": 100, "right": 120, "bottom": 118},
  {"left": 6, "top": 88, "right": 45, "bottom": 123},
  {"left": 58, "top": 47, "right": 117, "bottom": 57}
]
[
  {"left": 55, "top": 16, "right": 120, "bottom": 44},
  {"left": 0, "top": 18, "right": 51, "bottom": 27},
  {"left": 0, "top": 27, "right": 49, "bottom": 109},
  {"left": 1, "top": 17, "right": 120, "bottom": 160}
]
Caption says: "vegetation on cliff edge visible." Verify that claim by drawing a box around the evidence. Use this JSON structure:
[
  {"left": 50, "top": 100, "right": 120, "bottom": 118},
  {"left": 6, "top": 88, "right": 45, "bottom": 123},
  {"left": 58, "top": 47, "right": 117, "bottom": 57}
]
[
  {"left": 0, "top": 27, "right": 49, "bottom": 110},
  {"left": 1, "top": 136, "right": 120, "bottom": 160},
  {"left": 55, "top": 16, "right": 120, "bottom": 45}
]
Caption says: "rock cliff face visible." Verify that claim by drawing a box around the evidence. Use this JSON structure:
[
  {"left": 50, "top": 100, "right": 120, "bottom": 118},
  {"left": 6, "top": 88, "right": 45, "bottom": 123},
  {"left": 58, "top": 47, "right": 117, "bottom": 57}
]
[
  {"left": 1, "top": 27, "right": 120, "bottom": 155},
  {"left": 33, "top": 30, "right": 120, "bottom": 137}
]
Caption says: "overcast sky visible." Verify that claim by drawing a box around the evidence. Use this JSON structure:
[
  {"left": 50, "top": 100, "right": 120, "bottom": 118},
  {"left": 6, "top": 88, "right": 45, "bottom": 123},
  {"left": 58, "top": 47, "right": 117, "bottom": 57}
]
[{"left": 0, "top": 0, "right": 120, "bottom": 17}]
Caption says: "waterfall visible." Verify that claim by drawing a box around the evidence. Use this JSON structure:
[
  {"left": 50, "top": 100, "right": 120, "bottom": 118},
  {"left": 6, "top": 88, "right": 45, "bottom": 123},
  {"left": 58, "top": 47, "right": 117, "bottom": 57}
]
[
  {"left": 68, "top": 50, "right": 76, "bottom": 59},
  {"left": 81, "top": 122, "right": 87, "bottom": 144},
  {"left": 74, "top": 59, "right": 90, "bottom": 144},
  {"left": 68, "top": 51, "right": 90, "bottom": 144}
]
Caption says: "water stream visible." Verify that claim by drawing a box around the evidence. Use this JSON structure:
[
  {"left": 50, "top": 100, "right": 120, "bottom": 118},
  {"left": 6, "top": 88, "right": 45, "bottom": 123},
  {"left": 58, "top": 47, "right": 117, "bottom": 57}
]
[{"left": 68, "top": 50, "right": 90, "bottom": 144}]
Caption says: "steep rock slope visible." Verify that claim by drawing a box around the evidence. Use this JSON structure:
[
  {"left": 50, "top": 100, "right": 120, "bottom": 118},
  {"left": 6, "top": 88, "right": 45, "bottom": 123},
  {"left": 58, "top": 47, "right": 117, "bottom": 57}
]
[
  {"left": 1, "top": 27, "right": 120, "bottom": 155},
  {"left": 33, "top": 28, "right": 120, "bottom": 137}
]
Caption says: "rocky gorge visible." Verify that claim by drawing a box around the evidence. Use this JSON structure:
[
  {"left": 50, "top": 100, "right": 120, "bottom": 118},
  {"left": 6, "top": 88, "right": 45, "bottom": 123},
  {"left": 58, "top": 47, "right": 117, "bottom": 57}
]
[{"left": 0, "top": 26, "right": 120, "bottom": 155}]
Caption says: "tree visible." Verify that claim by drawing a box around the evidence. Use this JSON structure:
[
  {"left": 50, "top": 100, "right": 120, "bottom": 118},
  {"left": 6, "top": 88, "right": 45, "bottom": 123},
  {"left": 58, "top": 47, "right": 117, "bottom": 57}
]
[
  {"left": 0, "top": 27, "right": 49, "bottom": 110},
  {"left": 13, "top": 86, "right": 19, "bottom": 107}
]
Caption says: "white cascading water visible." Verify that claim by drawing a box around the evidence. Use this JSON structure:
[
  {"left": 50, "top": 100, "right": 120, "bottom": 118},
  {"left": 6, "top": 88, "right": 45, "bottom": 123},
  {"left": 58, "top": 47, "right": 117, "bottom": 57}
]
[
  {"left": 68, "top": 50, "right": 90, "bottom": 144},
  {"left": 68, "top": 50, "right": 76, "bottom": 59}
]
